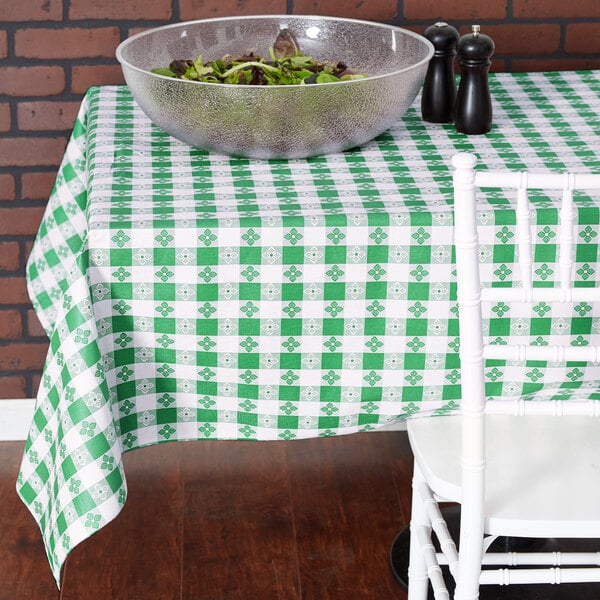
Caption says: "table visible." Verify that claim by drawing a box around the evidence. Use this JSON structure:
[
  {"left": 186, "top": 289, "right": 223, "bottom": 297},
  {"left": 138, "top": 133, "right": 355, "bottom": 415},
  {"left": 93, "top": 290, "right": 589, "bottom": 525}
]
[{"left": 18, "top": 70, "right": 600, "bottom": 586}]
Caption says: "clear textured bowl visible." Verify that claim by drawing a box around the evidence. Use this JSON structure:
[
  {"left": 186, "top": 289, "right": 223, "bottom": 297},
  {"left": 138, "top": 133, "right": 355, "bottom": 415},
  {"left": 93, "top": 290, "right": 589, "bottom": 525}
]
[{"left": 116, "top": 15, "right": 433, "bottom": 159}]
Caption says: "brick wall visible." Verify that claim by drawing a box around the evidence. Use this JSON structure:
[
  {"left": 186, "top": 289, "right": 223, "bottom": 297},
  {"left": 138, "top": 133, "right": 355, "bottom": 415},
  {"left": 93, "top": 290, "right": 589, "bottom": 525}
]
[{"left": 0, "top": 0, "right": 599, "bottom": 399}]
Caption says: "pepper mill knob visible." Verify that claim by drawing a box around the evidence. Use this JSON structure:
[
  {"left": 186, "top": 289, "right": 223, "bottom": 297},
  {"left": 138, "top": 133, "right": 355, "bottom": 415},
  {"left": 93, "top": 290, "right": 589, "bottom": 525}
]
[
  {"left": 421, "top": 22, "right": 459, "bottom": 123},
  {"left": 454, "top": 24, "right": 495, "bottom": 135}
]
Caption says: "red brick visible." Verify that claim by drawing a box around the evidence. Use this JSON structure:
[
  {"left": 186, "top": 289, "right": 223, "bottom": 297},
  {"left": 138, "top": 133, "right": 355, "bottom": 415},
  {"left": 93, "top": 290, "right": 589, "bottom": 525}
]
[
  {"left": 0, "top": 174, "right": 15, "bottom": 201},
  {"left": 15, "top": 27, "right": 120, "bottom": 59},
  {"left": 0, "top": 242, "right": 20, "bottom": 272},
  {"left": 127, "top": 27, "right": 153, "bottom": 38},
  {"left": 0, "top": 30, "right": 7, "bottom": 59},
  {"left": 0, "top": 342, "right": 49, "bottom": 371},
  {"left": 0, "top": 376, "right": 27, "bottom": 399},
  {"left": 514, "top": 0, "right": 600, "bottom": 18},
  {"left": 489, "top": 58, "right": 507, "bottom": 73},
  {"left": 0, "top": 66, "right": 65, "bottom": 96},
  {"left": 0, "top": 277, "right": 31, "bottom": 304},
  {"left": 18, "top": 101, "right": 80, "bottom": 132},
  {"left": 71, "top": 64, "right": 125, "bottom": 94},
  {"left": 0, "top": 103, "right": 10, "bottom": 132},
  {"left": 512, "top": 57, "right": 600, "bottom": 73},
  {"left": 30, "top": 373, "right": 42, "bottom": 397},
  {"left": 0, "top": 207, "right": 46, "bottom": 236},
  {"left": 293, "top": 0, "right": 396, "bottom": 20},
  {"left": 0, "top": 137, "right": 67, "bottom": 167},
  {"left": 0, "top": 310, "right": 22, "bottom": 339},
  {"left": 404, "top": 0, "right": 507, "bottom": 20},
  {"left": 460, "top": 24, "right": 560, "bottom": 56},
  {"left": 27, "top": 309, "right": 47, "bottom": 338},
  {"left": 24, "top": 241, "right": 34, "bottom": 260},
  {"left": 0, "top": 0, "right": 62, "bottom": 21},
  {"left": 179, "top": 0, "right": 287, "bottom": 20},
  {"left": 70, "top": 0, "right": 171, "bottom": 20},
  {"left": 21, "top": 171, "right": 57, "bottom": 201},
  {"left": 565, "top": 23, "right": 600, "bottom": 54}
]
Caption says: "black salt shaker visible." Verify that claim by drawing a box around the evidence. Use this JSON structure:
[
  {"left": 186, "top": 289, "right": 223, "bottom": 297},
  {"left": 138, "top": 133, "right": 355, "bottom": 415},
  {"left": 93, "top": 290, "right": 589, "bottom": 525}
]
[
  {"left": 454, "top": 24, "right": 495, "bottom": 135},
  {"left": 421, "top": 22, "right": 460, "bottom": 123}
]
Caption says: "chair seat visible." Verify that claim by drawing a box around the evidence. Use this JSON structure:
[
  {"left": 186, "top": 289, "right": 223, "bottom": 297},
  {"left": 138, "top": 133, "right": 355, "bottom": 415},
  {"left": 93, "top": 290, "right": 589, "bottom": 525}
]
[{"left": 408, "top": 414, "right": 600, "bottom": 539}]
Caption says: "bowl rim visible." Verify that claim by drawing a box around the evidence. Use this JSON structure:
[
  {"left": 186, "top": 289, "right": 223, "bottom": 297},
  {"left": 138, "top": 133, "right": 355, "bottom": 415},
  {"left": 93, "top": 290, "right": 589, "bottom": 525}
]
[{"left": 116, "top": 14, "right": 434, "bottom": 90}]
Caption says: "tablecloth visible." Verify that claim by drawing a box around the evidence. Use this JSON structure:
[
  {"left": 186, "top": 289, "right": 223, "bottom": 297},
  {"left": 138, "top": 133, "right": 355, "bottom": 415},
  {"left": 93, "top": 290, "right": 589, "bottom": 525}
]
[{"left": 18, "top": 70, "right": 600, "bottom": 584}]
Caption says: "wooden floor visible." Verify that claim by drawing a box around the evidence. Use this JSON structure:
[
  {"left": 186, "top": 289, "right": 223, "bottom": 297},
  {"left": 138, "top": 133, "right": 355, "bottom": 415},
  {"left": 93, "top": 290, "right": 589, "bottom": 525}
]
[{"left": 1, "top": 431, "right": 412, "bottom": 599}]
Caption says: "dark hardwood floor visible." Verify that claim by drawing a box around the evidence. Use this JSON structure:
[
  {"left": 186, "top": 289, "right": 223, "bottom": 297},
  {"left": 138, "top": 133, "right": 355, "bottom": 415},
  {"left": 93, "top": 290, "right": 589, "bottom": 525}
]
[{"left": 1, "top": 431, "right": 412, "bottom": 600}]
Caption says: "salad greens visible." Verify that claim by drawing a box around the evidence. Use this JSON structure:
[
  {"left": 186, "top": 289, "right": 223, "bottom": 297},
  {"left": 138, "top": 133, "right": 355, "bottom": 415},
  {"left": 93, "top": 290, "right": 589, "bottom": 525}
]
[{"left": 151, "top": 29, "right": 367, "bottom": 85}]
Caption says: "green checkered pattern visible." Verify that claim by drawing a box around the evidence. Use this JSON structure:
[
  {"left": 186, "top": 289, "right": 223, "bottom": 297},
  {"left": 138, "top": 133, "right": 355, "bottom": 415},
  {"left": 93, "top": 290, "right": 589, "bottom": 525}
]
[{"left": 18, "top": 70, "right": 600, "bottom": 585}]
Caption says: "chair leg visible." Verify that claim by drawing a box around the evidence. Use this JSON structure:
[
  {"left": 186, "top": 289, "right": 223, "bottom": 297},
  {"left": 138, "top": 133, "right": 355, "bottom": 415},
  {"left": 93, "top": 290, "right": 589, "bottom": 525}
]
[
  {"left": 408, "top": 463, "right": 431, "bottom": 600},
  {"left": 454, "top": 510, "right": 484, "bottom": 600},
  {"left": 454, "top": 572, "right": 480, "bottom": 600},
  {"left": 454, "top": 554, "right": 482, "bottom": 600}
]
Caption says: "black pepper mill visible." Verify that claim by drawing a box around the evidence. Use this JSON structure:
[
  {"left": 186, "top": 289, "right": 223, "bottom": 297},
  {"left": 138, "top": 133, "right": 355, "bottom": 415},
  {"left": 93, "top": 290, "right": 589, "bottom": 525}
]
[
  {"left": 454, "top": 24, "right": 495, "bottom": 135},
  {"left": 421, "top": 22, "right": 459, "bottom": 123}
]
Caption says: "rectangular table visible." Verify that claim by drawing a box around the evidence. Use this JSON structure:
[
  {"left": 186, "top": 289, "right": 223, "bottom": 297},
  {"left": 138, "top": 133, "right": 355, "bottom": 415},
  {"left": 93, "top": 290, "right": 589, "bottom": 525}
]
[{"left": 18, "top": 70, "right": 600, "bottom": 585}]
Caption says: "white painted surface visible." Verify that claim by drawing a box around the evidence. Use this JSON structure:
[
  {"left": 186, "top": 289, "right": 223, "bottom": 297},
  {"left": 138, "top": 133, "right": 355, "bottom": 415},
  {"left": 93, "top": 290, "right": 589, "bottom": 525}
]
[{"left": 0, "top": 399, "right": 35, "bottom": 441}]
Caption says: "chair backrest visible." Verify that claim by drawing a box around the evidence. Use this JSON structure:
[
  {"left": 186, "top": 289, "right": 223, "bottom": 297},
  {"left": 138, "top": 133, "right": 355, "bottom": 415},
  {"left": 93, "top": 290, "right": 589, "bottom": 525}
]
[
  {"left": 452, "top": 152, "right": 600, "bottom": 422},
  {"left": 451, "top": 153, "right": 600, "bottom": 589}
]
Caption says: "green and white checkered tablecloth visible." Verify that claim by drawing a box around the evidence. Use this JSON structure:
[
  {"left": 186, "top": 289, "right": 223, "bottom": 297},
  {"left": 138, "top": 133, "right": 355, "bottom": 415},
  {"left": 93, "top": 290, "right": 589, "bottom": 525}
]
[{"left": 18, "top": 70, "right": 600, "bottom": 584}]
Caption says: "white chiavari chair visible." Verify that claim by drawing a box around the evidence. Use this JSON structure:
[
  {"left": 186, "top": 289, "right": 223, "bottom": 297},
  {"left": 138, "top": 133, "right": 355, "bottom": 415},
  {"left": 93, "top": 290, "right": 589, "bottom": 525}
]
[{"left": 406, "top": 152, "right": 600, "bottom": 599}]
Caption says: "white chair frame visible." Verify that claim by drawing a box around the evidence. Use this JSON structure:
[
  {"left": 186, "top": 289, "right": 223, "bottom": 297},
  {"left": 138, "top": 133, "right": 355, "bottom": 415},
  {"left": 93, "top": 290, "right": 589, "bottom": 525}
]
[{"left": 406, "top": 152, "right": 600, "bottom": 599}]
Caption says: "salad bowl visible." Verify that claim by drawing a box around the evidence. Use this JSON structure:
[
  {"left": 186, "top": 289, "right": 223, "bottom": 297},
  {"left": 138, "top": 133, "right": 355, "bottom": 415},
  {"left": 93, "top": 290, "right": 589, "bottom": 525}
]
[{"left": 116, "top": 15, "right": 434, "bottom": 159}]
